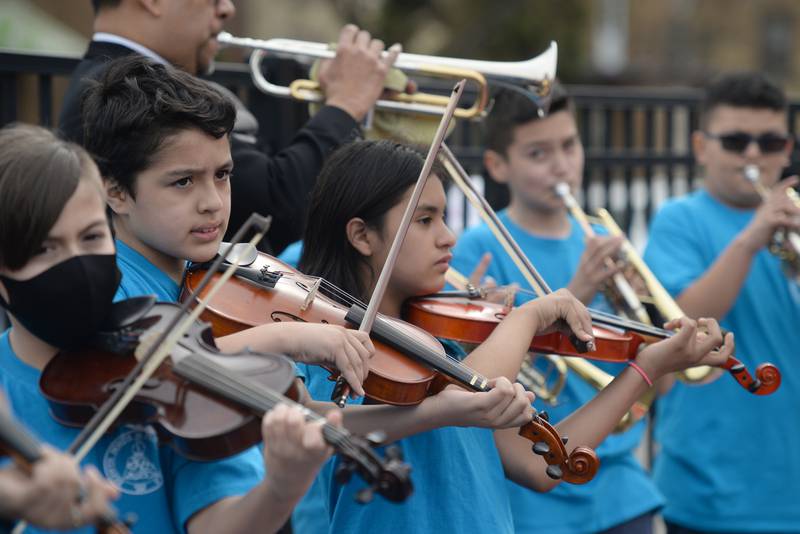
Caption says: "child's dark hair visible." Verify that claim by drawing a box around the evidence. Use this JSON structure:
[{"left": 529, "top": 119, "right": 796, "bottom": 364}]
[
  {"left": 299, "top": 139, "right": 446, "bottom": 301},
  {"left": 485, "top": 81, "right": 571, "bottom": 156},
  {"left": 90, "top": 0, "right": 120, "bottom": 12},
  {"left": 0, "top": 124, "right": 98, "bottom": 270},
  {"left": 80, "top": 55, "right": 236, "bottom": 196},
  {"left": 701, "top": 72, "right": 786, "bottom": 128}
]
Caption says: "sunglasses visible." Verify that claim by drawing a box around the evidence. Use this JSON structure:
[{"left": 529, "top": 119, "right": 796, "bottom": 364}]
[{"left": 704, "top": 131, "right": 791, "bottom": 154}]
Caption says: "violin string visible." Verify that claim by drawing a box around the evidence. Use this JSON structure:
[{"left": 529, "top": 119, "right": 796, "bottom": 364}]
[
  {"left": 307, "top": 276, "right": 489, "bottom": 389},
  {"left": 435, "top": 284, "right": 675, "bottom": 340},
  {"left": 180, "top": 355, "right": 372, "bottom": 465},
  {"left": 588, "top": 309, "right": 673, "bottom": 338},
  {"left": 173, "top": 354, "right": 355, "bottom": 448},
  {"left": 278, "top": 270, "right": 486, "bottom": 385},
  {"left": 264, "top": 263, "right": 488, "bottom": 390}
]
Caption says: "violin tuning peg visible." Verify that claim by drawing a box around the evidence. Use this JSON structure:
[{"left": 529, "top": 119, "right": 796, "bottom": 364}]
[
  {"left": 331, "top": 378, "right": 349, "bottom": 408},
  {"left": 546, "top": 464, "right": 563, "bottom": 480},
  {"left": 334, "top": 461, "right": 355, "bottom": 484},
  {"left": 532, "top": 442, "right": 550, "bottom": 456},
  {"left": 385, "top": 444, "right": 404, "bottom": 462},
  {"left": 365, "top": 430, "right": 388, "bottom": 447},
  {"left": 355, "top": 485, "right": 375, "bottom": 504},
  {"left": 561, "top": 436, "right": 569, "bottom": 445},
  {"left": 539, "top": 411, "right": 550, "bottom": 422}
]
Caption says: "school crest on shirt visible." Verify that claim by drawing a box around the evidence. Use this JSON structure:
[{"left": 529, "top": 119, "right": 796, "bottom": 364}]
[{"left": 103, "top": 426, "right": 163, "bottom": 495}]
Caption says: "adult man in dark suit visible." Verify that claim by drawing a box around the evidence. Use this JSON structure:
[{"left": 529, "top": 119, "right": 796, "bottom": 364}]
[{"left": 59, "top": 0, "right": 398, "bottom": 253}]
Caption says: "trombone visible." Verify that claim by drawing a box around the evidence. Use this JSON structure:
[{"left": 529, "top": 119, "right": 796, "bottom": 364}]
[
  {"left": 743, "top": 164, "right": 800, "bottom": 283},
  {"left": 593, "top": 208, "right": 716, "bottom": 383},
  {"left": 216, "top": 31, "right": 558, "bottom": 119},
  {"left": 554, "top": 183, "right": 652, "bottom": 325}
]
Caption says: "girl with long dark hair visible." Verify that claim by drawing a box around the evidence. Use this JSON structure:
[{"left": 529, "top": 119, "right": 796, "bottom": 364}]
[{"left": 294, "top": 139, "right": 733, "bottom": 533}]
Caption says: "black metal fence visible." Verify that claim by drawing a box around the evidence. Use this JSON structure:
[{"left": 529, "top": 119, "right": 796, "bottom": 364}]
[{"left": 3, "top": 49, "right": 800, "bottom": 246}]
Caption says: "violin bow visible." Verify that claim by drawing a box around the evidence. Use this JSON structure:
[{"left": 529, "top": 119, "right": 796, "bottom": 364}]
[{"left": 331, "top": 79, "right": 466, "bottom": 407}]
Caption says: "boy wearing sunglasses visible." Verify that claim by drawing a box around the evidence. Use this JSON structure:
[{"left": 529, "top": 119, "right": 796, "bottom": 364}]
[{"left": 644, "top": 72, "right": 800, "bottom": 533}]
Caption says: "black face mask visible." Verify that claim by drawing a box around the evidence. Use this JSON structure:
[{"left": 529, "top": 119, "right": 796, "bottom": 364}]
[{"left": 0, "top": 254, "right": 121, "bottom": 350}]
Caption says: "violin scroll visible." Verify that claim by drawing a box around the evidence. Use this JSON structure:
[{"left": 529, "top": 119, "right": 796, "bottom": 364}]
[
  {"left": 518, "top": 411, "right": 599, "bottom": 485},
  {"left": 335, "top": 439, "right": 412, "bottom": 504},
  {"left": 560, "top": 446, "right": 600, "bottom": 484},
  {"left": 721, "top": 356, "right": 781, "bottom": 396}
]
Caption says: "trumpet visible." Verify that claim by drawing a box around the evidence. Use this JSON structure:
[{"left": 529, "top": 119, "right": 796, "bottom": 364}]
[
  {"left": 743, "top": 164, "right": 800, "bottom": 283},
  {"left": 553, "top": 190, "right": 718, "bottom": 385},
  {"left": 593, "top": 209, "right": 716, "bottom": 384},
  {"left": 216, "top": 31, "right": 558, "bottom": 119},
  {"left": 553, "top": 183, "right": 652, "bottom": 325}
]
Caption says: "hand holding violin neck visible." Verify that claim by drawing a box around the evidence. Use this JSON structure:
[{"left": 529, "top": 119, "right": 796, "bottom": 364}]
[{"left": 519, "top": 289, "right": 595, "bottom": 349}]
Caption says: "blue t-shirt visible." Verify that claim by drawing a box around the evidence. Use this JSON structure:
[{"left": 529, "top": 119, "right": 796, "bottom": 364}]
[
  {"left": 451, "top": 210, "right": 663, "bottom": 533},
  {"left": 0, "top": 331, "right": 264, "bottom": 534},
  {"left": 278, "top": 240, "right": 303, "bottom": 268},
  {"left": 295, "top": 339, "right": 515, "bottom": 534},
  {"left": 644, "top": 189, "right": 800, "bottom": 533},
  {"left": 115, "top": 240, "right": 181, "bottom": 302},
  {"left": 278, "top": 239, "right": 332, "bottom": 533}
]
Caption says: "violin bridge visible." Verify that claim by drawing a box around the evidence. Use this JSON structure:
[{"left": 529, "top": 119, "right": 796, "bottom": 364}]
[{"left": 301, "top": 278, "right": 322, "bottom": 312}]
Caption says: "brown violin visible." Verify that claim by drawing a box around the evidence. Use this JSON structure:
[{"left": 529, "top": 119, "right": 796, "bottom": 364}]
[
  {"left": 181, "top": 248, "right": 599, "bottom": 484},
  {"left": 40, "top": 298, "right": 413, "bottom": 503},
  {"left": 406, "top": 293, "right": 781, "bottom": 396}
]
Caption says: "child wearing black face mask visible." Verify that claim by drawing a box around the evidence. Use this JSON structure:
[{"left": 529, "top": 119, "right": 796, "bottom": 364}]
[
  {"left": 0, "top": 254, "right": 120, "bottom": 350},
  {"left": 0, "top": 124, "right": 343, "bottom": 534}
]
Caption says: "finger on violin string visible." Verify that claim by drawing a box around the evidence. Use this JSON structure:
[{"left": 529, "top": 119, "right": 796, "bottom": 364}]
[
  {"left": 559, "top": 298, "right": 595, "bottom": 348},
  {"left": 338, "top": 359, "right": 364, "bottom": 399},
  {"left": 696, "top": 317, "right": 723, "bottom": 341},
  {"left": 342, "top": 339, "right": 367, "bottom": 393},
  {"left": 351, "top": 330, "right": 376, "bottom": 357},
  {"left": 693, "top": 322, "right": 726, "bottom": 356},
  {"left": 662, "top": 316, "right": 696, "bottom": 332},
  {"left": 285, "top": 407, "right": 310, "bottom": 448},
  {"left": 675, "top": 316, "right": 698, "bottom": 339}
]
